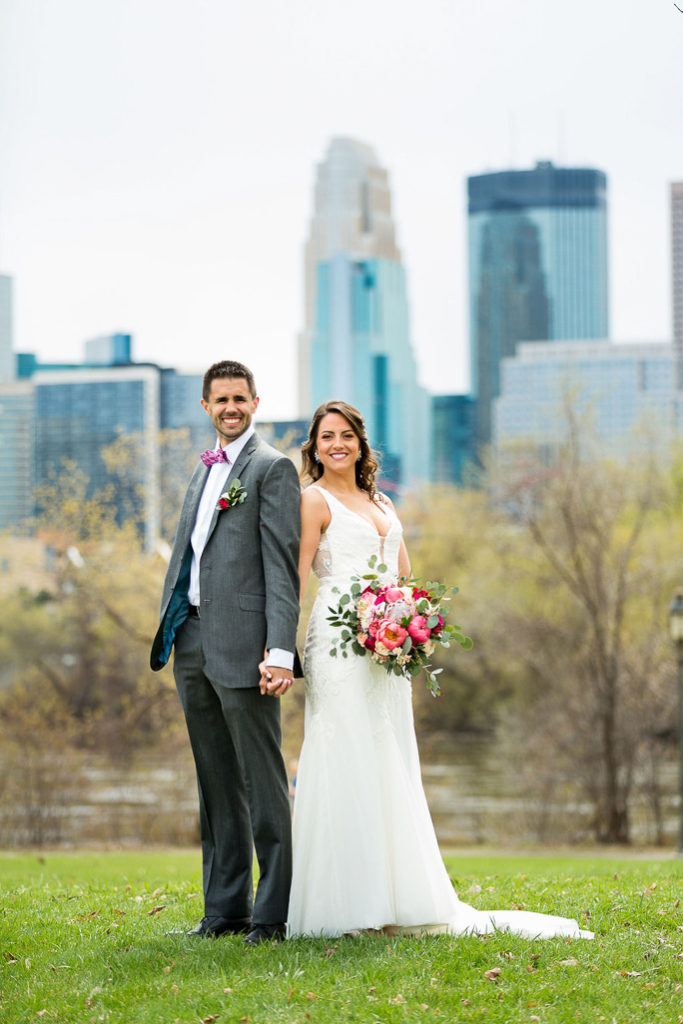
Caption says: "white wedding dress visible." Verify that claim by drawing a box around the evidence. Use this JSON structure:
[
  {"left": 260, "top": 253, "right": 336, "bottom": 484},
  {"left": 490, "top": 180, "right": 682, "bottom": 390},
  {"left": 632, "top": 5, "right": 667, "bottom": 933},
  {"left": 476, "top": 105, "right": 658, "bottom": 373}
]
[{"left": 287, "top": 487, "right": 593, "bottom": 941}]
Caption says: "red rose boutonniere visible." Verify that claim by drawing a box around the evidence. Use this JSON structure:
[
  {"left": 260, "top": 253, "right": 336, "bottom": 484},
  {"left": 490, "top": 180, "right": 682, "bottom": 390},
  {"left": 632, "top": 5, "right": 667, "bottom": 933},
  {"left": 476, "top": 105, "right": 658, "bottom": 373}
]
[{"left": 216, "top": 478, "right": 247, "bottom": 511}]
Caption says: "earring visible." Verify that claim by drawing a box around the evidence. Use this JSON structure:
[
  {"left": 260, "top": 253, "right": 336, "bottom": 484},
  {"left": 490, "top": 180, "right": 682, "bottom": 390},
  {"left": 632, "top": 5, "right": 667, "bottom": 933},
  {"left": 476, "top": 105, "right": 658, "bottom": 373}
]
[
  {"left": 314, "top": 452, "right": 321, "bottom": 463},
  {"left": 356, "top": 453, "right": 361, "bottom": 462}
]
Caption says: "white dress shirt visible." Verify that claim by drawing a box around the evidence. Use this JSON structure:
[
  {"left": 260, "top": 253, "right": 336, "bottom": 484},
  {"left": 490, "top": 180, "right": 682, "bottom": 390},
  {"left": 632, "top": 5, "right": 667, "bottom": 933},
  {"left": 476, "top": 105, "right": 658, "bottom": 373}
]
[{"left": 188, "top": 426, "right": 293, "bottom": 672}]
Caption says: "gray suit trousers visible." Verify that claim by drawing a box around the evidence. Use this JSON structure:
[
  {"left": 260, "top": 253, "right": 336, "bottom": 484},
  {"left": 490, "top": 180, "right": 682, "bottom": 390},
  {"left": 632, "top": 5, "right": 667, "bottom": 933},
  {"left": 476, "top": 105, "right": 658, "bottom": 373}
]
[{"left": 173, "top": 617, "right": 292, "bottom": 925}]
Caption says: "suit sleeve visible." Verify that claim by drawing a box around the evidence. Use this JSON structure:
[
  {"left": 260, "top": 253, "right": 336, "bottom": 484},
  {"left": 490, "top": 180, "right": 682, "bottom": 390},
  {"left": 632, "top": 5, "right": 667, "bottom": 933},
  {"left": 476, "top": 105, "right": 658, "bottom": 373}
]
[{"left": 258, "top": 455, "right": 301, "bottom": 655}]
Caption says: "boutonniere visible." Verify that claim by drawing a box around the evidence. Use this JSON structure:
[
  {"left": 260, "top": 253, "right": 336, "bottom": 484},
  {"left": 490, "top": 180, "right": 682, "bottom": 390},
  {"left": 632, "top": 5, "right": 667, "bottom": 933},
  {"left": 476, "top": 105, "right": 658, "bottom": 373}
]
[{"left": 216, "top": 478, "right": 247, "bottom": 511}]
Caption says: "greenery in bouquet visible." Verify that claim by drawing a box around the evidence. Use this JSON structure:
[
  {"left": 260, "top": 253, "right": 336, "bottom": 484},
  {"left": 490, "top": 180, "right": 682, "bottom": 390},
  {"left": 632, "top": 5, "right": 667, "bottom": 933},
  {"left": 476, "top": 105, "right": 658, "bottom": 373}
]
[{"left": 327, "top": 554, "right": 473, "bottom": 696}]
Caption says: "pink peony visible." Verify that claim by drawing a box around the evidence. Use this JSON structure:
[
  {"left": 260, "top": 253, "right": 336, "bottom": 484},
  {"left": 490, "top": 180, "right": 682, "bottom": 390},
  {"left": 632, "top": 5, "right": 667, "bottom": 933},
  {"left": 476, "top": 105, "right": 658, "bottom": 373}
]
[
  {"left": 407, "top": 615, "right": 432, "bottom": 645},
  {"left": 384, "top": 585, "right": 404, "bottom": 603},
  {"left": 375, "top": 618, "right": 407, "bottom": 651}
]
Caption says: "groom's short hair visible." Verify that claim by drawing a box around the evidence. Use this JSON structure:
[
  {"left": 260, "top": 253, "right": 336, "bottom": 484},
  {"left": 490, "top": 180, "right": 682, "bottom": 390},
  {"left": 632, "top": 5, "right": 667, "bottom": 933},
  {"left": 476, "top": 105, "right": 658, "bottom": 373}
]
[{"left": 202, "top": 360, "right": 257, "bottom": 400}]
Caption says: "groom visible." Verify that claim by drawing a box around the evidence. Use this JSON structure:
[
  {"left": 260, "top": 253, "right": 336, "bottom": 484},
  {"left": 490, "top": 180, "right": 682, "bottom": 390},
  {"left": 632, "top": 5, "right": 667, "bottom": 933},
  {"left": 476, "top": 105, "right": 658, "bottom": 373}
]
[{"left": 150, "top": 359, "right": 301, "bottom": 945}]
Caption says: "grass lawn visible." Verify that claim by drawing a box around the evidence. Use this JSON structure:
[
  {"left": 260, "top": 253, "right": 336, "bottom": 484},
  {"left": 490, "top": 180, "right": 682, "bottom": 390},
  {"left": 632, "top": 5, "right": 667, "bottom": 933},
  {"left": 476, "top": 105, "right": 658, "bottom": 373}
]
[{"left": 1, "top": 849, "right": 682, "bottom": 1023}]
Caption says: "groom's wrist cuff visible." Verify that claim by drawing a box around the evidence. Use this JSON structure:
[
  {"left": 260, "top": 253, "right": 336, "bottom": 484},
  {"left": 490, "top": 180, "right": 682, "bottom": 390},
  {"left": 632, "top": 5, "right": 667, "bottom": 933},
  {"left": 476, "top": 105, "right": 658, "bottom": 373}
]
[{"left": 266, "top": 648, "right": 294, "bottom": 671}]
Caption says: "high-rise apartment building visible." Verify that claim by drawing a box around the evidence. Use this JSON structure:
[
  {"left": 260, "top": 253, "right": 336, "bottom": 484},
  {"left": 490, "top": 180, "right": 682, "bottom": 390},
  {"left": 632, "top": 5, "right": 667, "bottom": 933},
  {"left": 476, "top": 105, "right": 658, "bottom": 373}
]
[
  {"left": 33, "top": 365, "right": 163, "bottom": 549},
  {"left": 298, "top": 137, "right": 430, "bottom": 487},
  {"left": 672, "top": 183, "right": 683, "bottom": 386},
  {"left": 84, "top": 332, "right": 133, "bottom": 366},
  {"left": 468, "top": 161, "right": 609, "bottom": 448},
  {"left": 0, "top": 382, "right": 34, "bottom": 530},
  {"left": 431, "top": 395, "right": 476, "bottom": 485},
  {"left": 494, "top": 338, "right": 683, "bottom": 455},
  {"left": 0, "top": 275, "right": 14, "bottom": 382}
]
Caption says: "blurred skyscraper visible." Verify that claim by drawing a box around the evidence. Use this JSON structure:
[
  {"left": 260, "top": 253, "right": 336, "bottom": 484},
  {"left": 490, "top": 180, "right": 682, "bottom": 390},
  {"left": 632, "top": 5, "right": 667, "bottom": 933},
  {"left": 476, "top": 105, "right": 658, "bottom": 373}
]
[
  {"left": 298, "top": 137, "right": 430, "bottom": 488},
  {"left": 431, "top": 394, "right": 476, "bottom": 485},
  {"left": 468, "top": 162, "right": 609, "bottom": 448},
  {"left": 0, "top": 275, "right": 14, "bottom": 382},
  {"left": 0, "top": 274, "right": 33, "bottom": 531},
  {"left": 672, "top": 182, "right": 683, "bottom": 386},
  {"left": 494, "top": 338, "right": 683, "bottom": 456},
  {"left": 6, "top": 335, "right": 212, "bottom": 545}
]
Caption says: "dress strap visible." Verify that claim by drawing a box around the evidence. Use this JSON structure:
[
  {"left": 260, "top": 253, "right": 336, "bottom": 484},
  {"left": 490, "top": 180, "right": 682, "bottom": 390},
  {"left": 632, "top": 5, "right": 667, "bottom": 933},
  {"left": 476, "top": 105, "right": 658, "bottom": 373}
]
[{"left": 309, "top": 484, "right": 336, "bottom": 512}]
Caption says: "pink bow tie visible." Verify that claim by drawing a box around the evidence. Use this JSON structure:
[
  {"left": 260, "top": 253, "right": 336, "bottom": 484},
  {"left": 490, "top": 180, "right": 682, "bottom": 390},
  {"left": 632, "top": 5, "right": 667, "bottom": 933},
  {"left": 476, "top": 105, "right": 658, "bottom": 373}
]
[{"left": 200, "top": 448, "right": 230, "bottom": 467}]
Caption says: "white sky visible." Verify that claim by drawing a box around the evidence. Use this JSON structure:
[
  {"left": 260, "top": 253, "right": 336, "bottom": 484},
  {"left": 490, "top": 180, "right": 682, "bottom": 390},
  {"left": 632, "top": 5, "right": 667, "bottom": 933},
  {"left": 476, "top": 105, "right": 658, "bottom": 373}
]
[{"left": 1, "top": 0, "right": 681, "bottom": 419}]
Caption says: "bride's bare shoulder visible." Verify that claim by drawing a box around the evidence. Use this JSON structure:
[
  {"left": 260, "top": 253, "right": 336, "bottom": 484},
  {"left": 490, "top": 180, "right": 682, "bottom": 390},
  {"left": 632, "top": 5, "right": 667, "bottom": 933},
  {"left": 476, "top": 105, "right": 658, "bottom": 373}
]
[{"left": 301, "top": 484, "right": 331, "bottom": 524}]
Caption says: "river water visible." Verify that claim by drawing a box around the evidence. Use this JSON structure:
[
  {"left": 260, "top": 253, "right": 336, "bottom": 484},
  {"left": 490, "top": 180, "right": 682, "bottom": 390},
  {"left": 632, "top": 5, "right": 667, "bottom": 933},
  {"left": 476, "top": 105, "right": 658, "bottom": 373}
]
[{"left": 0, "top": 735, "right": 678, "bottom": 849}]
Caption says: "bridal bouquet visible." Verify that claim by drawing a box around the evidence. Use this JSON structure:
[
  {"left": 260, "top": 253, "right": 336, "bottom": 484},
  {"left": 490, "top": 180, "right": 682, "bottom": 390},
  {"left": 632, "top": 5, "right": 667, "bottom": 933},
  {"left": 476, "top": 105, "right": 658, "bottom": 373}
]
[{"left": 327, "top": 555, "right": 472, "bottom": 696}]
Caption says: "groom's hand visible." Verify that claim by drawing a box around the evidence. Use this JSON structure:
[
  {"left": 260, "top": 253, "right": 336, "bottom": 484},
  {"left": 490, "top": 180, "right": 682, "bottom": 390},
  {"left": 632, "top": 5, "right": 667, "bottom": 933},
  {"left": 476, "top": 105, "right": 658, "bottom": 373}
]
[{"left": 258, "top": 659, "right": 294, "bottom": 698}]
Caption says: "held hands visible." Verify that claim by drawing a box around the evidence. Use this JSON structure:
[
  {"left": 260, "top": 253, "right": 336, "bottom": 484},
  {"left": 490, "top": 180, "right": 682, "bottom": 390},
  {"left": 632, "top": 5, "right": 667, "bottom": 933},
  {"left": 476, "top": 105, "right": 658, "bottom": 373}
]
[{"left": 259, "top": 657, "right": 294, "bottom": 698}]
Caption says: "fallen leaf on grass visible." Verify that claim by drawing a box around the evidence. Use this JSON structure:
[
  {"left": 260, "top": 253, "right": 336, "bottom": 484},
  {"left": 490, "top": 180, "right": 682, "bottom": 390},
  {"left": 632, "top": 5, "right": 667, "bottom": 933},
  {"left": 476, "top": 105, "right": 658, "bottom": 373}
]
[
  {"left": 620, "top": 970, "right": 641, "bottom": 978},
  {"left": 148, "top": 905, "right": 166, "bottom": 916},
  {"left": 465, "top": 884, "right": 482, "bottom": 895},
  {"left": 36, "top": 1012, "right": 48, "bottom": 1018},
  {"left": 391, "top": 994, "right": 406, "bottom": 1004},
  {"left": 558, "top": 958, "right": 580, "bottom": 968},
  {"left": 171, "top": 984, "right": 179, "bottom": 994},
  {"left": 306, "top": 993, "right": 316, "bottom": 1001},
  {"left": 484, "top": 967, "right": 501, "bottom": 981},
  {"left": 323, "top": 943, "right": 338, "bottom": 957},
  {"left": 202, "top": 1016, "right": 220, "bottom": 1023}
]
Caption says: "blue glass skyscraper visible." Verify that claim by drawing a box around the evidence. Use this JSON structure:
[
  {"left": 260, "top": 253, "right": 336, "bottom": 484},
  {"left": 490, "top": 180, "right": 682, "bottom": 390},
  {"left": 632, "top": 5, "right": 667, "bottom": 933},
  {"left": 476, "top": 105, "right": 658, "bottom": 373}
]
[
  {"left": 298, "top": 138, "right": 430, "bottom": 488},
  {"left": 468, "top": 161, "right": 609, "bottom": 447}
]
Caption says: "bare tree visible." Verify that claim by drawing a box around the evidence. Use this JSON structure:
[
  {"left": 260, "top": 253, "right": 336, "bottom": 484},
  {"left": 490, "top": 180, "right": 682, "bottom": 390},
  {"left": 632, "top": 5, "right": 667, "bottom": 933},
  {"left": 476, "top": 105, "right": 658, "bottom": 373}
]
[{"left": 491, "top": 407, "right": 679, "bottom": 842}]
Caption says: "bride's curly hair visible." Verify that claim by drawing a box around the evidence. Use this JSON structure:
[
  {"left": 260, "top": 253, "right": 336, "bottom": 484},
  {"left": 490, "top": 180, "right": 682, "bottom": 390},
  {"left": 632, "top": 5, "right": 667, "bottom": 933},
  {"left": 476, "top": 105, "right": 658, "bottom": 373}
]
[{"left": 301, "top": 400, "right": 380, "bottom": 500}]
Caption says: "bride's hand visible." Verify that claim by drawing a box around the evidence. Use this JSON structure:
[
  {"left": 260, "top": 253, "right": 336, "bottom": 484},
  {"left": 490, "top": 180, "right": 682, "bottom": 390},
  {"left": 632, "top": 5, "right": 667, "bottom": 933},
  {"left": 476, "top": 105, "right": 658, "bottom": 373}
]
[{"left": 258, "top": 658, "right": 271, "bottom": 695}]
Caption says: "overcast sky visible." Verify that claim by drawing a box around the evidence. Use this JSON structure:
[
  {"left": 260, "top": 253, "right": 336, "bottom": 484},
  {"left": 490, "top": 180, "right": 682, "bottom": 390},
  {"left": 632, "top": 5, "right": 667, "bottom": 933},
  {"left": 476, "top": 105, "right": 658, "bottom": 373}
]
[{"left": 1, "top": 0, "right": 681, "bottom": 418}]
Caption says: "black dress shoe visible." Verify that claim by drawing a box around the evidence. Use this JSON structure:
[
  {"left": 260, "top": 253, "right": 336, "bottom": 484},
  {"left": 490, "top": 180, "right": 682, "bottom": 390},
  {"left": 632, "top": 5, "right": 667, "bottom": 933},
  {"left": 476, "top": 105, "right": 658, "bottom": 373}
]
[
  {"left": 244, "top": 923, "right": 286, "bottom": 946},
  {"left": 170, "top": 916, "right": 251, "bottom": 938}
]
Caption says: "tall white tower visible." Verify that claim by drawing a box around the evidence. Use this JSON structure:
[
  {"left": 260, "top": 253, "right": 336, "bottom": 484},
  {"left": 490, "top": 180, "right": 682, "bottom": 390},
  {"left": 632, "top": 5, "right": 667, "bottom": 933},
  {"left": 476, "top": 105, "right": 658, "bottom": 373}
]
[{"left": 297, "top": 137, "right": 430, "bottom": 488}]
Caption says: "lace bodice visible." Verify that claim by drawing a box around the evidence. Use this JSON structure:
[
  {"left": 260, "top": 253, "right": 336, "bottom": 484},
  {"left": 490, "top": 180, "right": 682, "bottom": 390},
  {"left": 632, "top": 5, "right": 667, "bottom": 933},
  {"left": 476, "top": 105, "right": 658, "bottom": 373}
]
[{"left": 309, "top": 486, "right": 402, "bottom": 588}]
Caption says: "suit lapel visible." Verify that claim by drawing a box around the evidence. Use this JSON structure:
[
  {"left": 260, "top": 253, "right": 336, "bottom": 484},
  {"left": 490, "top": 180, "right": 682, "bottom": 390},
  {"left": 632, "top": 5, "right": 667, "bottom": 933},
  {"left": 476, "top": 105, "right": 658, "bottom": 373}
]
[
  {"left": 173, "top": 461, "right": 210, "bottom": 558},
  {"left": 203, "top": 432, "right": 260, "bottom": 549}
]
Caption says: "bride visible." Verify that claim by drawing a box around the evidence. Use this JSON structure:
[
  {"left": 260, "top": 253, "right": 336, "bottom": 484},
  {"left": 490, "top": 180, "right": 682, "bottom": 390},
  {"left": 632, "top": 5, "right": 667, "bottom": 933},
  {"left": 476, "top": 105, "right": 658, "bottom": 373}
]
[{"left": 283, "top": 399, "right": 592, "bottom": 941}]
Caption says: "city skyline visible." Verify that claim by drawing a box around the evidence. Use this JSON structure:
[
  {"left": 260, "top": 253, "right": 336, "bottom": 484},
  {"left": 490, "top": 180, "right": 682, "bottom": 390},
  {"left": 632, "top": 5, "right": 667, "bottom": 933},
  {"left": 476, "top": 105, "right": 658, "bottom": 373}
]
[{"left": 1, "top": 0, "right": 681, "bottom": 419}]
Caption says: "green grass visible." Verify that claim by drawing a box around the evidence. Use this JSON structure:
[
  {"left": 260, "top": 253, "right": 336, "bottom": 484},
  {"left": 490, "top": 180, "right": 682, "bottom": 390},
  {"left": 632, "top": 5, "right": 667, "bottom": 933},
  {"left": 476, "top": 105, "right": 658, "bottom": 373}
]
[{"left": 1, "top": 850, "right": 683, "bottom": 1023}]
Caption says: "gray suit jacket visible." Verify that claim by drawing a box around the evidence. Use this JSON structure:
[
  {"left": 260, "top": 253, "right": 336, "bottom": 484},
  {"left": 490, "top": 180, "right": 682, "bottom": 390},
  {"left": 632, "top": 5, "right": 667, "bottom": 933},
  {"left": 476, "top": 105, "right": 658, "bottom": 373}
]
[{"left": 150, "top": 433, "right": 301, "bottom": 686}]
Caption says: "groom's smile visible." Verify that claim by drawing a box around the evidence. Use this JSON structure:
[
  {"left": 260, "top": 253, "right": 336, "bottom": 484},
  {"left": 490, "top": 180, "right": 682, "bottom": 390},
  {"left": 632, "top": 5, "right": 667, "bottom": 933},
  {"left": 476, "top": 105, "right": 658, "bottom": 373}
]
[{"left": 201, "top": 377, "right": 260, "bottom": 445}]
